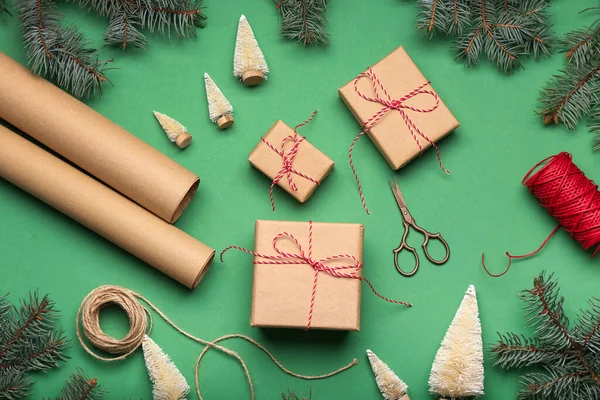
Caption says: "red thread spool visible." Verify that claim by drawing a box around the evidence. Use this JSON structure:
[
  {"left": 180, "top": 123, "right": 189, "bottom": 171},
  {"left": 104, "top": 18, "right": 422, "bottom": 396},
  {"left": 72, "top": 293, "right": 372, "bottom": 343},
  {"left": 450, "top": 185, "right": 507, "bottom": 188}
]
[{"left": 482, "top": 152, "right": 600, "bottom": 277}]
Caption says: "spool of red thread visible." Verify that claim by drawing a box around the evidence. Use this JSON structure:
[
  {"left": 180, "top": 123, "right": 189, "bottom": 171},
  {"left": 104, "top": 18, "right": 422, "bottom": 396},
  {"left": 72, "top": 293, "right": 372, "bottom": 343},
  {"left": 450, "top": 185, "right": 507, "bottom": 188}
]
[{"left": 482, "top": 152, "right": 600, "bottom": 277}]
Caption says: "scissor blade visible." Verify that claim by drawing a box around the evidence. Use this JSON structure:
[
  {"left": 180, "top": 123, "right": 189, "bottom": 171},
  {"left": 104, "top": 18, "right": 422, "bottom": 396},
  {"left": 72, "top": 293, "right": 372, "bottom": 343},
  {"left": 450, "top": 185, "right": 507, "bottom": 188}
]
[{"left": 388, "top": 178, "right": 408, "bottom": 210}]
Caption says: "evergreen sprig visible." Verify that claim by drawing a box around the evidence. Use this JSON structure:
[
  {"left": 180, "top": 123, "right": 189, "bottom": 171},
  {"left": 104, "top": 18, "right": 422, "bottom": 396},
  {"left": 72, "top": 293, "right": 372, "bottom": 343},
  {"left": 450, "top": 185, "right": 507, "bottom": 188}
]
[
  {"left": 0, "top": 292, "right": 69, "bottom": 399},
  {"left": 282, "top": 389, "right": 313, "bottom": 400},
  {"left": 492, "top": 272, "right": 600, "bottom": 399},
  {"left": 273, "top": 0, "right": 329, "bottom": 47},
  {"left": 55, "top": 368, "right": 106, "bottom": 400},
  {"left": 537, "top": 8, "right": 600, "bottom": 147},
  {"left": 14, "top": 0, "right": 111, "bottom": 99},
  {"left": 409, "top": 0, "right": 553, "bottom": 73}
]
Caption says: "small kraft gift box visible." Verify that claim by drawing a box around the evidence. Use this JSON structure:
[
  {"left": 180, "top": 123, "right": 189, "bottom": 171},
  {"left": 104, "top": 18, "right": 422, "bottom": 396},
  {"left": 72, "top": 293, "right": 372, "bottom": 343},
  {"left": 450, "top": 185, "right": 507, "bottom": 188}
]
[
  {"left": 339, "top": 46, "right": 459, "bottom": 212},
  {"left": 220, "top": 220, "right": 412, "bottom": 331},
  {"left": 249, "top": 112, "right": 334, "bottom": 210}
]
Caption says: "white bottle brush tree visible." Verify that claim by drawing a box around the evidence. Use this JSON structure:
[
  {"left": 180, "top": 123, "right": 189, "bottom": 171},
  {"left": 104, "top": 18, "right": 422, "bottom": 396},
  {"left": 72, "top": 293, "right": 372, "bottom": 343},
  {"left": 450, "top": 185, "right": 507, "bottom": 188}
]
[
  {"left": 153, "top": 111, "right": 193, "bottom": 149},
  {"left": 142, "top": 335, "right": 190, "bottom": 400},
  {"left": 367, "top": 349, "right": 410, "bottom": 400},
  {"left": 204, "top": 73, "right": 234, "bottom": 129},
  {"left": 234, "top": 15, "right": 269, "bottom": 86},
  {"left": 429, "top": 285, "right": 484, "bottom": 399}
]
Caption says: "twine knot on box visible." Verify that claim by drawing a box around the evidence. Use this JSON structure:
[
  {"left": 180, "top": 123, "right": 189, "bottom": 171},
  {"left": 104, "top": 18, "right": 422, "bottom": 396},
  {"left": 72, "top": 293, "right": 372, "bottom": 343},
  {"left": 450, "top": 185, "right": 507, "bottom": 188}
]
[
  {"left": 261, "top": 111, "right": 320, "bottom": 210},
  {"left": 221, "top": 221, "right": 411, "bottom": 330},
  {"left": 349, "top": 68, "right": 448, "bottom": 214}
]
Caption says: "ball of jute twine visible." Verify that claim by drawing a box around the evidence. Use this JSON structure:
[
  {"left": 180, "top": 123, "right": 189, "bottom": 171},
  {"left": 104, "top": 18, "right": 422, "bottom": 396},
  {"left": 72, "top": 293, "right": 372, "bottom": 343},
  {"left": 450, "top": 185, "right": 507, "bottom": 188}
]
[{"left": 76, "top": 285, "right": 358, "bottom": 399}]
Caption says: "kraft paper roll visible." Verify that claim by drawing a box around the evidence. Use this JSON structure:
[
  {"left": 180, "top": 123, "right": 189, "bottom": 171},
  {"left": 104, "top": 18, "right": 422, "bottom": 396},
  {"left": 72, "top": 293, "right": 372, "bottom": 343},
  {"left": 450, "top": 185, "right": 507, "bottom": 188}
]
[
  {"left": 0, "top": 126, "right": 214, "bottom": 289},
  {"left": 0, "top": 52, "right": 198, "bottom": 224}
]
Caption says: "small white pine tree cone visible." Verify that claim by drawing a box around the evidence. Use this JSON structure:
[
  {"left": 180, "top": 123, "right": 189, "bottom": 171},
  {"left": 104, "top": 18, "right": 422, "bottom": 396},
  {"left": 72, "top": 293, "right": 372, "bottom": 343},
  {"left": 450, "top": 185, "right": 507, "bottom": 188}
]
[
  {"left": 233, "top": 15, "right": 268, "bottom": 86},
  {"left": 367, "top": 349, "right": 409, "bottom": 400},
  {"left": 142, "top": 335, "right": 190, "bottom": 400},
  {"left": 428, "top": 285, "right": 484, "bottom": 398},
  {"left": 204, "top": 73, "right": 234, "bottom": 129},
  {"left": 153, "top": 111, "right": 192, "bottom": 149}
]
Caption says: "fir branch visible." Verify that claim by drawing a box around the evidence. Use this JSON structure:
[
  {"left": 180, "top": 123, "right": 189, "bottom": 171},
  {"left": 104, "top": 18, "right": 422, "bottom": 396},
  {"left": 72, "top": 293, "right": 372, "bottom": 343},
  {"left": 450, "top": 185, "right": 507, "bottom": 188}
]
[
  {"left": 591, "top": 105, "right": 600, "bottom": 151},
  {"left": 0, "top": 369, "right": 32, "bottom": 400},
  {"left": 521, "top": 273, "right": 574, "bottom": 349},
  {"left": 136, "top": 0, "right": 206, "bottom": 38},
  {"left": 492, "top": 333, "right": 567, "bottom": 369},
  {"left": 274, "top": 0, "right": 329, "bottom": 47},
  {"left": 412, "top": 0, "right": 553, "bottom": 73},
  {"left": 282, "top": 389, "right": 313, "bottom": 400},
  {"left": 55, "top": 368, "right": 106, "bottom": 400},
  {"left": 16, "top": 0, "right": 111, "bottom": 98},
  {"left": 492, "top": 272, "right": 600, "bottom": 399},
  {"left": 104, "top": 9, "right": 147, "bottom": 49},
  {"left": 538, "top": 57, "right": 600, "bottom": 128},
  {"left": 562, "top": 25, "right": 600, "bottom": 68}
]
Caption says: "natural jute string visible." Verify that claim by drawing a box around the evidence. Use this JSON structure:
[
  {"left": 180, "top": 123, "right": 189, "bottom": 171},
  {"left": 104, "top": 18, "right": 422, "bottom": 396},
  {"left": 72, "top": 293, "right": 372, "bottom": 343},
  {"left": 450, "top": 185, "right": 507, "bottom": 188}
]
[{"left": 76, "top": 285, "right": 358, "bottom": 399}]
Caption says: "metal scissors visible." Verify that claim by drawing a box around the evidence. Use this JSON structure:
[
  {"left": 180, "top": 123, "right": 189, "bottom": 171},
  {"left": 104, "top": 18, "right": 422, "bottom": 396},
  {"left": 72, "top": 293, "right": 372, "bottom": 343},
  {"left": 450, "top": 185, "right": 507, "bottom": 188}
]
[{"left": 389, "top": 178, "right": 450, "bottom": 277}]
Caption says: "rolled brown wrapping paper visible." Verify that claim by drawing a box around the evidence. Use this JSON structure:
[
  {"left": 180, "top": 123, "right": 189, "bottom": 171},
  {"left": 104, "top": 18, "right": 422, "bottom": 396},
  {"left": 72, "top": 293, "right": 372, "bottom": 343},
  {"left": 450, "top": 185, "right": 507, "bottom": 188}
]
[
  {"left": 0, "top": 52, "right": 198, "bottom": 223},
  {"left": 0, "top": 126, "right": 214, "bottom": 289}
]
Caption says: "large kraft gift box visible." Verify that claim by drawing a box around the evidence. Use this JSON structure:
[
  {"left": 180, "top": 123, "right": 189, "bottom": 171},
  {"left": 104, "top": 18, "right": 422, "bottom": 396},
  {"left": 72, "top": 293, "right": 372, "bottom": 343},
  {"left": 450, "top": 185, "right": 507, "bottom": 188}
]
[
  {"left": 338, "top": 46, "right": 459, "bottom": 170},
  {"left": 249, "top": 120, "right": 334, "bottom": 204},
  {"left": 251, "top": 220, "right": 363, "bottom": 330}
]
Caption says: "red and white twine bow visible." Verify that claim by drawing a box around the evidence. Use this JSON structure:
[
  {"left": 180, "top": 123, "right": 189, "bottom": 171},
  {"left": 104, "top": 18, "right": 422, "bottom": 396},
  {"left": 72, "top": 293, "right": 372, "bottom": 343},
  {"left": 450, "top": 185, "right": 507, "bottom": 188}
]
[
  {"left": 261, "top": 111, "right": 320, "bottom": 211},
  {"left": 349, "top": 68, "right": 449, "bottom": 214},
  {"left": 220, "top": 221, "right": 411, "bottom": 330}
]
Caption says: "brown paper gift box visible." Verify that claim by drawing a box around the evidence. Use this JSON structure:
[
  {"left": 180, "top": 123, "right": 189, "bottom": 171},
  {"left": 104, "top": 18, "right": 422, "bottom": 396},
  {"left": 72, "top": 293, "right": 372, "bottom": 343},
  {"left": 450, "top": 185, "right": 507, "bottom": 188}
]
[
  {"left": 338, "top": 46, "right": 459, "bottom": 170},
  {"left": 251, "top": 220, "right": 363, "bottom": 330},
  {"left": 249, "top": 120, "right": 334, "bottom": 204}
]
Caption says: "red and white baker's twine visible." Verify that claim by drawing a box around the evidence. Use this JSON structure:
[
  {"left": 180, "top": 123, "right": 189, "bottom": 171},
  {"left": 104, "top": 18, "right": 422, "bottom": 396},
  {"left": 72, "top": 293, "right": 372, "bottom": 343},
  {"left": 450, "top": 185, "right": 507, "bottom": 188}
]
[
  {"left": 261, "top": 111, "right": 320, "bottom": 211},
  {"left": 220, "top": 221, "right": 411, "bottom": 330},
  {"left": 349, "top": 68, "right": 449, "bottom": 214}
]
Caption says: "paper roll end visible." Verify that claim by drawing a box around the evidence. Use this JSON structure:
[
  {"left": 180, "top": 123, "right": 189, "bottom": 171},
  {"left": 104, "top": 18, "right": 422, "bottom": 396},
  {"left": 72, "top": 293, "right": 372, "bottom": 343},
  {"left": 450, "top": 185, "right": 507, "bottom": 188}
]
[
  {"left": 217, "top": 115, "right": 234, "bottom": 130},
  {"left": 192, "top": 249, "right": 215, "bottom": 289},
  {"left": 176, "top": 133, "right": 192, "bottom": 149},
  {"left": 170, "top": 177, "right": 199, "bottom": 223},
  {"left": 242, "top": 70, "right": 264, "bottom": 86}
]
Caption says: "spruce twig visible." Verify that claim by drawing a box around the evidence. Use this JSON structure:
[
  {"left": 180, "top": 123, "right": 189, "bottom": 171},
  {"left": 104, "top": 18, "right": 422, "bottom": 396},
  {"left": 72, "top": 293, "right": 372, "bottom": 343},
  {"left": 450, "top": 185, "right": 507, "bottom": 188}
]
[
  {"left": 55, "top": 368, "right": 106, "bottom": 400},
  {"left": 15, "top": 0, "right": 111, "bottom": 98},
  {"left": 410, "top": 0, "right": 553, "bottom": 73},
  {"left": 273, "top": 0, "right": 329, "bottom": 47},
  {"left": 537, "top": 8, "right": 600, "bottom": 144},
  {"left": 492, "top": 272, "right": 600, "bottom": 399},
  {"left": 282, "top": 389, "right": 313, "bottom": 400}
]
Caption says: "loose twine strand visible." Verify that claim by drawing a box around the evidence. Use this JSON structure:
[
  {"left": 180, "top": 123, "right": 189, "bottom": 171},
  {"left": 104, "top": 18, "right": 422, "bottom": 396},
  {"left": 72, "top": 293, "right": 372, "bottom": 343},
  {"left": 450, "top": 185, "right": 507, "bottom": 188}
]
[
  {"left": 482, "top": 152, "right": 600, "bottom": 277},
  {"left": 76, "top": 285, "right": 358, "bottom": 399}
]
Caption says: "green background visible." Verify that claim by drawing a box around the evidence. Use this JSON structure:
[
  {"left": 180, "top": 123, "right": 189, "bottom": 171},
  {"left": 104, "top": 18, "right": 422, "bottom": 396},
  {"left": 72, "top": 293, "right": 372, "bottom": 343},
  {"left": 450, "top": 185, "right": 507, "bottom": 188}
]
[{"left": 1, "top": 1, "right": 599, "bottom": 398}]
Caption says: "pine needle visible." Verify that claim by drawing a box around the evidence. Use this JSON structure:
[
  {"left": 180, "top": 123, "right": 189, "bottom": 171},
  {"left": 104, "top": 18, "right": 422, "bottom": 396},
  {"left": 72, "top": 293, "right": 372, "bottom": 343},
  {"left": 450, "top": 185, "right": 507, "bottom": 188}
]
[
  {"left": 55, "top": 368, "right": 106, "bottom": 400},
  {"left": 492, "top": 272, "right": 600, "bottom": 399},
  {"left": 281, "top": 389, "right": 313, "bottom": 400},
  {"left": 273, "top": 0, "right": 329, "bottom": 47}
]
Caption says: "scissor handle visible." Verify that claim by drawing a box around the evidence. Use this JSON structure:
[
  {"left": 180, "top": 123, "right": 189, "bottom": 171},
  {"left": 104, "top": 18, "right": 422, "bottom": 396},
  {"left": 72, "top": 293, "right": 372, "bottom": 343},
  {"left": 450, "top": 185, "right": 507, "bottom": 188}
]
[
  {"left": 393, "top": 225, "right": 420, "bottom": 277},
  {"left": 419, "top": 228, "right": 450, "bottom": 265}
]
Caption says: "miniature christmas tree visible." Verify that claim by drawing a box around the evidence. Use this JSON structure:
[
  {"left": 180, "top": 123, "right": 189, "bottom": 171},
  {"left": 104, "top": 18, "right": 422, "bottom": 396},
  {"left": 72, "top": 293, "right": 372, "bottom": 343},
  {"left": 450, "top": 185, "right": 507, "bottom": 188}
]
[
  {"left": 538, "top": 9, "right": 600, "bottom": 149},
  {"left": 273, "top": 0, "right": 329, "bottom": 47},
  {"left": 55, "top": 368, "right": 106, "bottom": 400},
  {"left": 367, "top": 349, "right": 410, "bottom": 400},
  {"left": 234, "top": 15, "right": 269, "bottom": 86},
  {"left": 492, "top": 272, "right": 600, "bottom": 399},
  {"left": 153, "top": 111, "right": 192, "bottom": 149},
  {"left": 429, "top": 285, "right": 484, "bottom": 399},
  {"left": 204, "top": 72, "right": 234, "bottom": 129},
  {"left": 142, "top": 335, "right": 190, "bottom": 400},
  {"left": 407, "top": 0, "right": 554, "bottom": 73}
]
